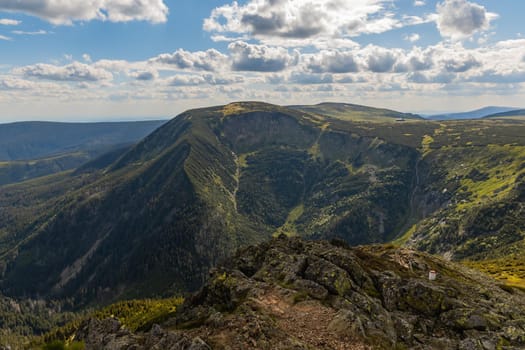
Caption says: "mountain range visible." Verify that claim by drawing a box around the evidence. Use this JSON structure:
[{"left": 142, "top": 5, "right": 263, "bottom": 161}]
[
  {"left": 0, "top": 121, "right": 166, "bottom": 186},
  {"left": 426, "top": 106, "right": 521, "bottom": 120},
  {"left": 1, "top": 101, "right": 525, "bottom": 348},
  {"left": 484, "top": 109, "right": 525, "bottom": 119},
  {"left": 0, "top": 120, "right": 167, "bottom": 161}
]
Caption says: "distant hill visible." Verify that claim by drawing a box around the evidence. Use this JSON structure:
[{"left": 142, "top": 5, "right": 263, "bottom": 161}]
[
  {"left": 0, "top": 120, "right": 167, "bottom": 161},
  {"left": 0, "top": 145, "right": 133, "bottom": 186},
  {"left": 484, "top": 109, "right": 525, "bottom": 119},
  {"left": 427, "top": 106, "right": 518, "bottom": 120},
  {"left": 289, "top": 102, "right": 422, "bottom": 122}
]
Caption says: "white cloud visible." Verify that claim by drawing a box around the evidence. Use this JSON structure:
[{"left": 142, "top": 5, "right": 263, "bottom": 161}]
[
  {"left": 204, "top": 0, "right": 421, "bottom": 47},
  {"left": 0, "top": 76, "right": 66, "bottom": 101},
  {"left": 228, "top": 41, "right": 299, "bottom": 72},
  {"left": 364, "top": 46, "right": 400, "bottom": 73},
  {"left": 441, "top": 55, "right": 480, "bottom": 73},
  {"left": 0, "top": 76, "right": 34, "bottom": 90},
  {"left": 414, "top": 0, "right": 425, "bottom": 6},
  {"left": 305, "top": 50, "right": 359, "bottom": 74},
  {"left": 0, "top": 18, "right": 20, "bottom": 25},
  {"left": 2, "top": 29, "right": 525, "bottom": 120},
  {"left": 203, "top": 74, "right": 244, "bottom": 85},
  {"left": 12, "top": 29, "right": 48, "bottom": 35},
  {"left": 15, "top": 62, "right": 113, "bottom": 82},
  {"left": 290, "top": 72, "right": 334, "bottom": 85},
  {"left": 404, "top": 33, "right": 421, "bottom": 43},
  {"left": 167, "top": 75, "right": 204, "bottom": 87},
  {"left": 82, "top": 54, "right": 92, "bottom": 63},
  {"left": 436, "top": 0, "right": 497, "bottom": 39},
  {"left": 394, "top": 47, "right": 433, "bottom": 72},
  {"left": 167, "top": 73, "right": 245, "bottom": 87},
  {"left": 93, "top": 59, "right": 138, "bottom": 73},
  {"left": 150, "top": 49, "right": 228, "bottom": 72},
  {"left": 133, "top": 70, "right": 158, "bottom": 81},
  {"left": 0, "top": 34, "right": 11, "bottom": 40},
  {"left": 0, "top": 0, "right": 169, "bottom": 25},
  {"left": 467, "top": 70, "right": 525, "bottom": 84}
]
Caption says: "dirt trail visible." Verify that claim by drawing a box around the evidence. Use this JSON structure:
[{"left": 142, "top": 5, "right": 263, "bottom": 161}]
[{"left": 257, "top": 289, "right": 371, "bottom": 350}]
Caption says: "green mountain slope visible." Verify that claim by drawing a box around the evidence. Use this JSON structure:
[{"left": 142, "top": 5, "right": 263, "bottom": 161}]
[
  {"left": 395, "top": 121, "right": 525, "bottom": 287},
  {"left": 290, "top": 102, "right": 422, "bottom": 122},
  {"left": 1, "top": 123, "right": 244, "bottom": 303},
  {"left": 0, "top": 102, "right": 418, "bottom": 306}
]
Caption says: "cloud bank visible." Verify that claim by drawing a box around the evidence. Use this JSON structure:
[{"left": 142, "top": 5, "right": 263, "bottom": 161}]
[{"left": 0, "top": 0, "right": 169, "bottom": 25}]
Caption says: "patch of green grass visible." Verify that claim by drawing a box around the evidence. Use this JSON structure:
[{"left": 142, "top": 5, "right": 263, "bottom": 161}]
[
  {"left": 421, "top": 135, "right": 434, "bottom": 156},
  {"left": 39, "top": 296, "right": 184, "bottom": 347},
  {"left": 446, "top": 145, "right": 525, "bottom": 211},
  {"left": 42, "top": 340, "right": 85, "bottom": 350},
  {"left": 463, "top": 257, "right": 525, "bottom": 290},
  {"left": 392, "top": 224, "right": 417, "bottom": 246},
  {"left": 238, "top": 152, "right": 258, "bottom": 168},
  {"left": 91, "top": 297, "right": 184, "bottom": 332},
  {"left": 274, "top": 204, "right": 305, "bottom": 237},
  {"left": 308, "top": 141, "right": 321, "bottom": 159}
]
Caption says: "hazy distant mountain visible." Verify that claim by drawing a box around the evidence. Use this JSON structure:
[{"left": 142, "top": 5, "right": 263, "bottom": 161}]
[
  {"left": 427, "top": 106, "right": 518, "bottom": 120},
  {"left": 0, "top": 120, "right": 166, "bottom": 161},
  {"left": 483, "top": 109, "right": 525, "bottom": 119}
]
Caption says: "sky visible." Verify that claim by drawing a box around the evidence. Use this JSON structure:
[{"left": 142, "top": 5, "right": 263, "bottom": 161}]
[{"left": 0, "top": 0, "right": 524, "bottom": 121}]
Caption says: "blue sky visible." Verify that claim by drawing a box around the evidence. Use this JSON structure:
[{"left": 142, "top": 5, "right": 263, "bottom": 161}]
[{"left": 0, "top": 0, "right": 524, "bottom": 121}]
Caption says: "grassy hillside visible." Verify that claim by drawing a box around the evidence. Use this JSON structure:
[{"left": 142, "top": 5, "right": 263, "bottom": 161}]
[
  {"left": 290, "top": 102, "right": 422, "bottom": 122},
  {"left": 390, "top": 120, "right": 525, "bottom": 287},
  {"left": 0, "top": 102, "right": 417, "bottom": 308}
]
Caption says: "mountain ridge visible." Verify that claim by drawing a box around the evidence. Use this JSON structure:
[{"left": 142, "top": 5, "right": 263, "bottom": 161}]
[
  {"left": 427, "top": 106, "right": 519, "bottom": 120},
  {"left": 484, "top": 109, "right": 525, "bottom": 119},
  {"left": 0, "top": 102, "right": 419, "bottom": 306},
  {"left": 0, "top": 120, "right": 167, "bottom": 161},
  {"left": 289, "top": 102, "right": 422, "bottom": 122}
]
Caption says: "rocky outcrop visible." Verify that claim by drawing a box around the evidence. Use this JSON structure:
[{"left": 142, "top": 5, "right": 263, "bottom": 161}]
[
  {"left": 75, "top": 318, "right": 210, "bottom": 350},
  {"left": 75, "top": 236, "right": 525, "bottom": 349}
]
